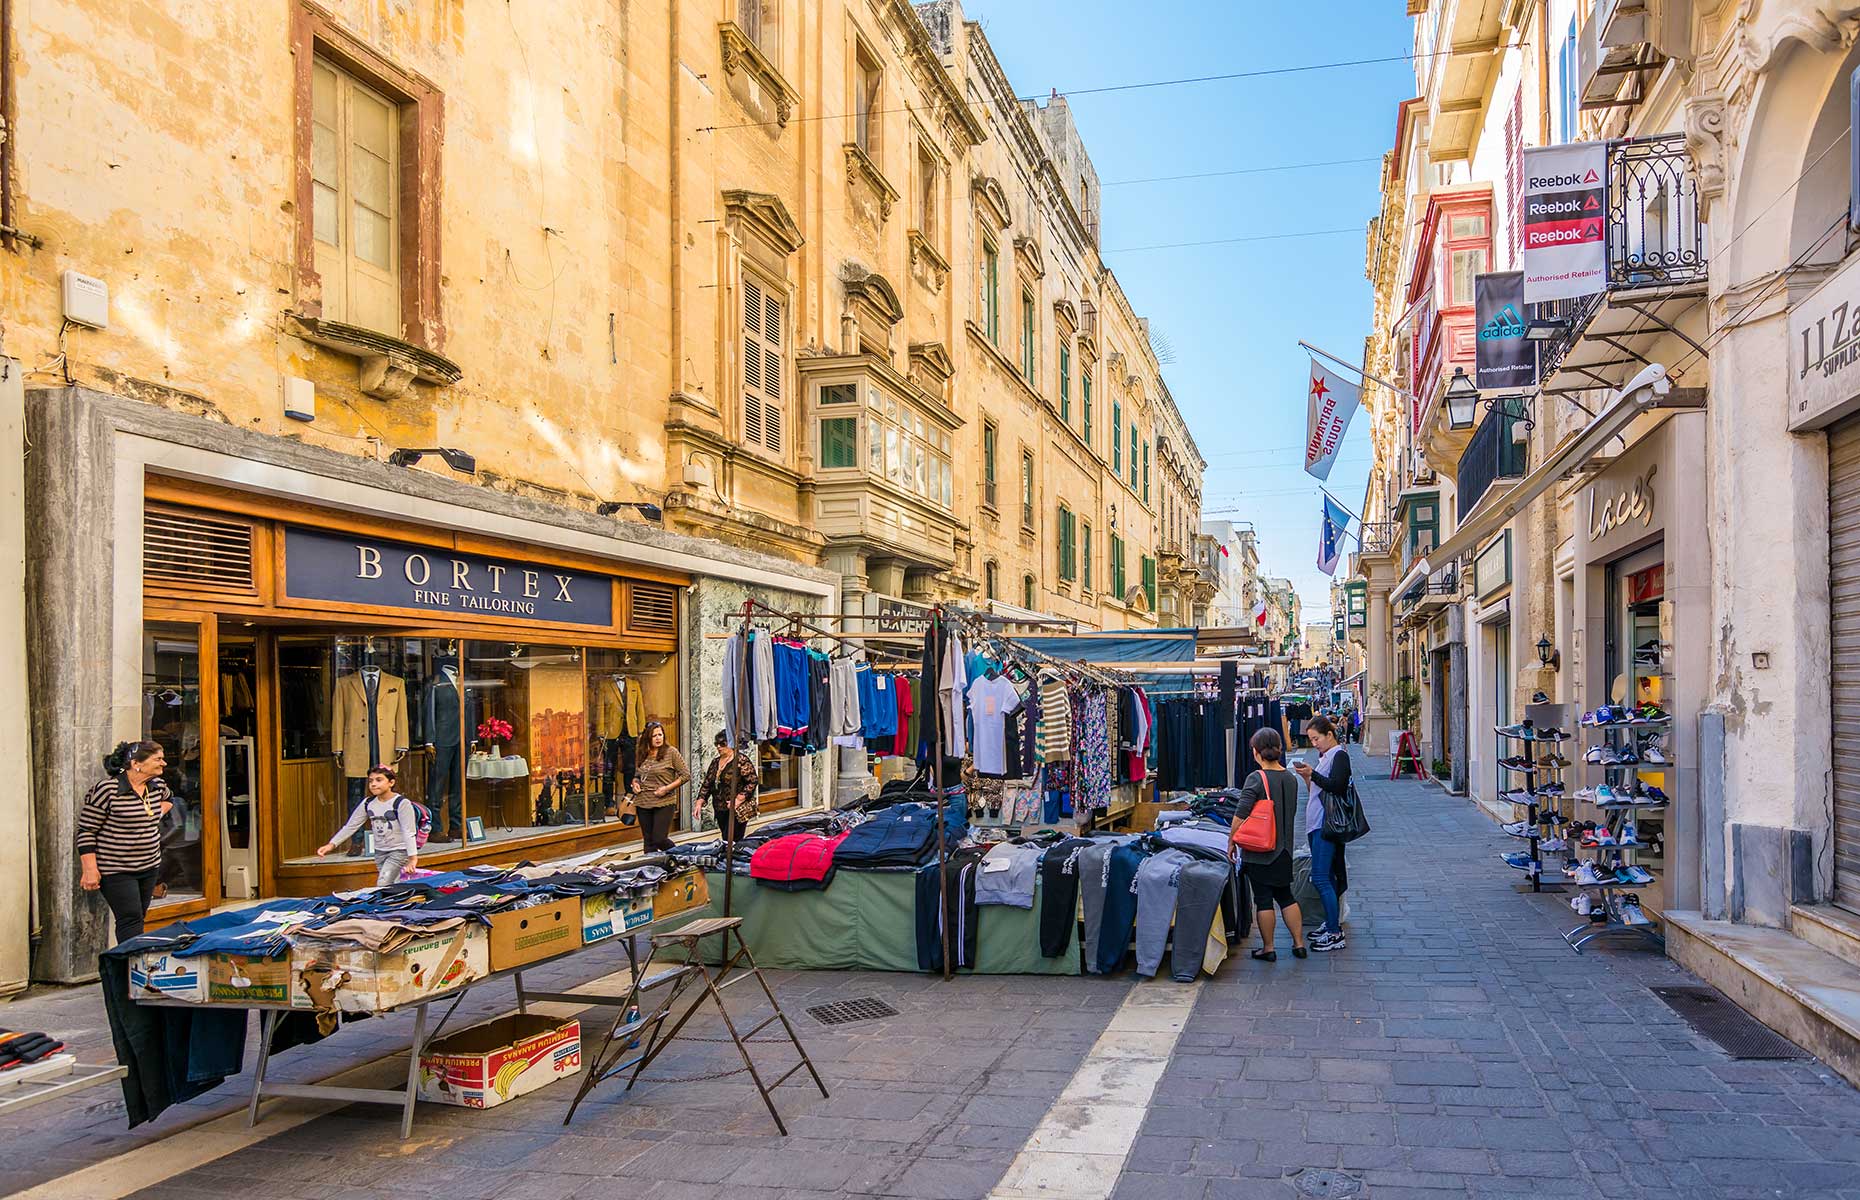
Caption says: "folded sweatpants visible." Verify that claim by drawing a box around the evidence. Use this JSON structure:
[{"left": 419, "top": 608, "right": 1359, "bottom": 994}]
[
  {"left": 1078, "top": 842, "right": 1115, "bottom": 973},
  {"left": 1133, "top": 849, "right": 1195, "bottom": 978},
  {"left": 1171, "top": 861, "right": 1234, "bottom": 981},
  {"left": 1038, "top": 838, "right": 1094, "bottom": 958},
  {"left": 1096, "top": 843, "right": 1149, "bottom": 975}
]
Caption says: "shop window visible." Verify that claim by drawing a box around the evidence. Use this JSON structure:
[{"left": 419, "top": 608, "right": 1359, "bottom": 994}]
[
  {"left": 276, "top": 634, "right": 677, "bottom": 866},
  {"left": 143, "top": 623, "right": 207, "bottom": 902}
]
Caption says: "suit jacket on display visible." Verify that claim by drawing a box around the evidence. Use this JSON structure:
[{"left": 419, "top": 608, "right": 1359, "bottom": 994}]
[
  {"left": 332, "top": 670, "right": 409, "bottom": 777},
  {"left": 593, "top": 676, "right": 647, "bottom": 740},
  {"left": 423, "top": 670, "right": 463, "bottom": 747}
]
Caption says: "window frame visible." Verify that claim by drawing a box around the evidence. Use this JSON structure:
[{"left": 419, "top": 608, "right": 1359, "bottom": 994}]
[
  {"left": 1058, "top": 505, "right": 1076, "bottom": 582},
  {"left": 1110, "top": 534, "right": 1126, "bottom": 600},
  {"left": 1082, "top": 368, "right": 1093, "bottom": 443},
  {"left": 981, "top": 234, "right": 1001, "bottom": 344},
  {"left": 1020, "top": 449, "right": 1035, "bottom": 529},
  {"left": 1059, "top": 342, "right": 1071, "bottom": 422},
  {"left": 1082, "top": 522, "right": 1093, "bottom": 594},
  {"left": 291, "top": 3, "right": 443, "bottom": 347},
  {"left": 1112, "top": 400, "right": 1123, "bottom": 472},
  {"left": 1023, "top": 574, "right": 1037, "bottom": 610},
  {"left": 1142, "top": 439, "right": 1151, "bottom": 504},
  {"left": 854, "top": 41, "right": 883, "bottom": 159},
  {"left": 982, "top": 419, "right": 999, "bottom": 510},
  {"left": 741, "top": 271, "right": 788, "bottom": 458},
  {"left": 985, "top": 560, "right": 999, "bottom": 601},
  {"left": 917, "top": 145, "right": 938, "bottom": 242},
  {"left": 1021, "top": 288, "right": 1037, "bottom": 384}
]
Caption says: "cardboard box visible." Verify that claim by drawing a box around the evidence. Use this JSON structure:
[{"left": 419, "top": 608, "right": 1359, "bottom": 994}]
[
  {"left": 128, "top": 951, "right": 207, "bottom": 1003},
  {"left": 486, "top": 898, "right": 580, "bottom": 971},
  {"left": 207, "top": 955, "right": 293, "bottom": 1006},
  {"left": 581, "top": 890, "right": 653, "bottom": 945},
  {"left": 654, "top": 869, "right": 711, "bottom": 921},
  {"left": 417, "top": 1013, "right": 581, "bottom": 1109},
  {"left": 290, "top": 923, "right": 490, "bottom": 1013},
  {"left": 1127, "top": 801, "right": 1190, "bottom": 833}
]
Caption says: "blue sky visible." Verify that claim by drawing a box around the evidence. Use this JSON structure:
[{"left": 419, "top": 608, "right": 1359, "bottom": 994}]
[{"left": 964, "top": 1, "right": 1415, "bottom": 619}]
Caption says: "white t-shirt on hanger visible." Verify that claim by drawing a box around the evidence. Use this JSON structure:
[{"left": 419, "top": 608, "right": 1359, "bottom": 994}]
[{"left": 967, "top": 673, "right": 1023, "bottom": 775}]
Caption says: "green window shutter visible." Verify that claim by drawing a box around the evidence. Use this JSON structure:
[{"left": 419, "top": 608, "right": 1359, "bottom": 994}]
[
  {"left": 820, "top": 417, "right": 857, "bottom": 468},
  {"left": 1059, "top": 345, "right": 1071, "bottom": 422},
  {"left": 1112, "top": 402, "right": 1122, "bottom": 470},
  {"left": 1083, "top": 372, "right": 1093, "bottom": 441}
]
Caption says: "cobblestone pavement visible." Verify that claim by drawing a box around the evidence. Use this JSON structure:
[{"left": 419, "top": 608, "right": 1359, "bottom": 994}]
[{"left": 4, "top": 753, "right": 1858, "bottom": 1199}]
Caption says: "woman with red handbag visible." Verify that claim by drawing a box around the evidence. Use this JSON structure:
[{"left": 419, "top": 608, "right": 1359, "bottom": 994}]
[{"left": 1230, "top": 728, "right": 1307, "bottom": 961}]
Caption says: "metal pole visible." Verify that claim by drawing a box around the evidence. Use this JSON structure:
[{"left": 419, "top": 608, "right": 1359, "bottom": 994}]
[
  {"left": 930, "top": 608, "right": 952, "bottom": 981},
  {"left": 1297, "top": 339, "right": 1422, "bottom": 404}
]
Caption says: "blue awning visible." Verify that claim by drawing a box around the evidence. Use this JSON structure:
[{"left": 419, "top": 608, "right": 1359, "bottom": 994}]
[{"left": 1013, "top": 628, "right": 1198, "bottom": 664}]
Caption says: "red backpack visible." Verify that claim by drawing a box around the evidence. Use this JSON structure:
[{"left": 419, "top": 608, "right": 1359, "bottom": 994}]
[{"left": 1230, "top": 773, "right": 1279, "bottom": 854}]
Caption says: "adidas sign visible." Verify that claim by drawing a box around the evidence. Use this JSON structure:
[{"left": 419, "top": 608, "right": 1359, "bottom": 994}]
[{"left": 1479, "top": 304, "right": 1524, "bottom": 340}]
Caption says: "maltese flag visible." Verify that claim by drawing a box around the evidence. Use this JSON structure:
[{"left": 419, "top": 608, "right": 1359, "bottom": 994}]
[
  {"left": 1304, "top": 358, "right": 1362, "bottom": 480},
  {"left": 1251, "top": 598, "right": 1268, "bottom": 627}
]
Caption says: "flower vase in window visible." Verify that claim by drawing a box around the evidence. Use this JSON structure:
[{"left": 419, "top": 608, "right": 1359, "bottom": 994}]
[{"left": 476, "top": 717, "right": 514, "bottom": 758}]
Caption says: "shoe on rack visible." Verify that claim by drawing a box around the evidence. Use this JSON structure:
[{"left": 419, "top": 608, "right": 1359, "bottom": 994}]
[
  {"left": 1620, "top": 822, "right": 1638, "bottom": 846},
  {"left": 1596, "top": 784, "right": 1621, "bottom": 806},
  {"left": 1615, "top": 745, "right": 1641, "bottom": 764},
  {"left": 1534, "top": 727, "right": 1569, "bottom": 742},
  {"left": 1638, "top": 784, "right": 1670, "bottom": 806},
  {"left": 1642, "top": 743, "right": 1670, "bottom": 765},
  {"left": 1539, "top": 836, "right": 1568, "bottom": 852},
  {"left": 1617, "top": 865, "right": 1654, "bottom": 884},
  {"left": 1502, "top": 851, "right": 1536, "bottom": 871},
  {"left": 1573, "top": 861, "right": 1605, "bottom": 886},
  {"left": 1502, "top": 820, "right": 1534, "bottom": 837},
  {"left": 1620, "top": 895, "right": 1652, "bottom": 926},
  {"left": 1540, "top": 753, "right": 1573, "bottom": 770},
  {"left": 1499, "top": 755, "right": 1535, "bottom": 771},
  {"left": 1538, "top": 781, "right": 1566, "bottom": 796},
  {"left": 1580, "top": 707, "right": 1609, "bottom": 727},
  {"left": 1585, "top": 745, "right": 1606, "bottom": 764},
  {"left": 1581, "top": 828, "right": 1615, "bottom": 847},
  {"left": 1496, "top": 722, "right": 1530, "bottom": 738}
]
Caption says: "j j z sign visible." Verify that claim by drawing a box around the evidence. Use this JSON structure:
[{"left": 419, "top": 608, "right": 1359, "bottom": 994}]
[
  {"left": 1789, "top": 251, "right": 1860, "bottom": 430},
  {"left": 283, "top": 527, "right": 613, "bottom": 626}
]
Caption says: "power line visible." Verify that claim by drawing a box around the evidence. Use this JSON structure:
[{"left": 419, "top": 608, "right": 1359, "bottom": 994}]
[
  {"left": 697, "top": 49, "right": 1451, "bottom": 134},
  {"left": 1101, "top": 155, "right": 1384, "bottom": 189},
  {"left": 1105, "top": 226, "right": 1361, "bottom": 255}
]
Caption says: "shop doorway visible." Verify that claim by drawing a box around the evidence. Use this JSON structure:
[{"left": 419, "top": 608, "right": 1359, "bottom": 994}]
[
  {"left": 1606, "top": 544, "right": 1669, "bottom": 914},
  {"left": 1829, "top": 415, "right": 1860, "bottom": 912},
  {"left": 1493, "top": 621, "right": 1511, "bottom": 799}
]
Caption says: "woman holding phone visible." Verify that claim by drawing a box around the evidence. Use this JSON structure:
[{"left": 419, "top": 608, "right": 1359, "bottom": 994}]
[{"left": 1294, "top": 715, "right": 1351, "bottom": 951}]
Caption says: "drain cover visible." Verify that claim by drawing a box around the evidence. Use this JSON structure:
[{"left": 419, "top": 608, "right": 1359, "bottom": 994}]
[
  {"left": 1653, "top": 986, "right": 1810, "bottom": 1060},
  {"left": 1290, "top": 1169, "right": 1363, "bottom": 1198},
  {"left": 806, "top": 997, "right": 899, "bottom": 1026}
]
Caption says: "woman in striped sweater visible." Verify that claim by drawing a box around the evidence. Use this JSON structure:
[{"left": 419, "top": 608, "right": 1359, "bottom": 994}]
[{"left": 77, "top": 741, "right": 173, "bottom": 944}]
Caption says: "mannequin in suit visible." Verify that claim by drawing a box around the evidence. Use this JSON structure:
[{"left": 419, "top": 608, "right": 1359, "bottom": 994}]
[
  {"left": 333, "top": 664, "right": 409, "bottom": 850},
  {"left": 422, "top": 657, "right": 464, "bottom": 840}
]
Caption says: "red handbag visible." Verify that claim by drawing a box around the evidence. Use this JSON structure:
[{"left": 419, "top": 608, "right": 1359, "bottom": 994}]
[{"left": 1230, "top": 773, "right": 1279, "bottom": 854}]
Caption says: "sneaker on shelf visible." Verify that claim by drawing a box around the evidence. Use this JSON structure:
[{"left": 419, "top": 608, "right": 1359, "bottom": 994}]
[
  {"left": 1539, "top": 836, "right": 1568, "bottom": 852},
  {"left": 1580, "top": 828, "right": 1616, "bottom": 847},
  {"left": 1595, "top": 784, "right": 1622, "bottom": 807},
  {"left": 1499, "top": 755, "right": 1535, "bottom": 771},
  {"left": 1592, "top": 747, "right": 1624, "bottom": 766},
  {"left": 1642, "top": 743, "right": 1670, "bottom": 765},
  {"left": 1635, "top": 704, "right": 1670, "bottom": 723},
  {"left": 1570, "top": 892, "right": 1593, "bottom": 916},
  {"left": 1540, "top": 753, "right": 1574, "bottom": 769},
  {"left": 1502, "top": 851, "right": 1536, "bottom": 871},
  {"left": 1637, "top": 784, "right": 1671, "bottom": 807},
  {"left": 1573, "top": 861, "right": 1605, "bottom": 886},
  {"left": 1618, "top": 865, "right": 1654, "bottom": 884},
  {"left": 1584, "top": 746, "right": 1607, "bottom": 764},
  {"left": 1620, "top": 821, "right": 1638, "bottom": 845},
  {"left": 1620, "top": 895, "right": 1652, "bottom": 926},
  {"left": 1538, "top": 781, "right": 1566, "bottom": 796},
  {"left": 1615, "top": 745, "right": 1641, "bottom": 764},
  {"left": 1503, "top": 820, "right": 1534, "bottom": 837},
  {"left": 1580, "top": 707, "right": 1613, "bottom": 727},
  {"left": 1533, "top": 727, "right": 1569, "bottom": 742},
  {"left": 1496, "top": 722, "right": 1529, "bottom": 738}
]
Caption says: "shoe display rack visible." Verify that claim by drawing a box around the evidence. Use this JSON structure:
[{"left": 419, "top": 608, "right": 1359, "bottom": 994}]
[
  {"left": 1494, "top": 720, "right": 1571, "bottom": 894},
  {"left": 1564, "top": 706, "right": 1670, "bottom": 953}
]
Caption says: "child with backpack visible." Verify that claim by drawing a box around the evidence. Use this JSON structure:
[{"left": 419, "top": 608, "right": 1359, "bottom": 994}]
[{"left": 317, "top": 764, "right": 428, "bottom": 887}]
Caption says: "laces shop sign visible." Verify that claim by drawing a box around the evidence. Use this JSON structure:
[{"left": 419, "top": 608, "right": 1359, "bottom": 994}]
[
  {"left": 1583, "top": 426, "right": 1668, "bottom": 560},
  {"left": 1787, "top": 250, "right": 1860, "bottom": 431},
  {"left": 282, "top": 527, "right": 614, "bottom": 627}
]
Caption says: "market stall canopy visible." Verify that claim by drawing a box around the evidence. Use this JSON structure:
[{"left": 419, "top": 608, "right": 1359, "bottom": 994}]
[{"left": 1015, "top": 628, "right": 1198, "bottom": 664}]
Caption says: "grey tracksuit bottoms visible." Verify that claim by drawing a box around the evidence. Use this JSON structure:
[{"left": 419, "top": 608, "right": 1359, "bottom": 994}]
[
  {"left": 1133, "top": 849, "right": 1196, "bottom": 978},
  {"left": 1170, "top": 861, "right": 1236, "bottom": 982},
  {"left": 1078, "top": 842, "right": 1114, "bottom": 974}
]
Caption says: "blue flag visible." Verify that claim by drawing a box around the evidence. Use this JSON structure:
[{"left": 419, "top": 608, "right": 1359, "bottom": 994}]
[{"left": 1318, "top": 495, "right": 1351, "bottom": 576}]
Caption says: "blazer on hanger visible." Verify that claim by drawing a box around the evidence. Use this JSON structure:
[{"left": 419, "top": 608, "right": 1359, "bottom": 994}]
[{"left": 332, "top": 670, "right": 410, "bottom": 777}]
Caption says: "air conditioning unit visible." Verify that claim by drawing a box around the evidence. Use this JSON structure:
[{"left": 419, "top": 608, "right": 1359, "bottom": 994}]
[
  {"left": 1412, "top": 449, "right": 1437, "bottom": 484},
  {"left": 1578, "top": 0, "right": 1649, "bottom": 104}
]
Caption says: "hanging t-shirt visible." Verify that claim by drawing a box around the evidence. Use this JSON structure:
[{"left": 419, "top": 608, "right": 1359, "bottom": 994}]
[{"left": 966, "top": 673, "right": 1023, "bottom": 775}]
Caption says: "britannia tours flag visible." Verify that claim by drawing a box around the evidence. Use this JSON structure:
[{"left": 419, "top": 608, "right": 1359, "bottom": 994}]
[
  {"left": 1303, "top": 357, "right": 1361, "bottom": 480},
  {"left": 1522, "top": 142, "right": 1607, "bottom": 303},
  {"left": 1317, "top": 494, "right": 1352, "bottom": 577}
]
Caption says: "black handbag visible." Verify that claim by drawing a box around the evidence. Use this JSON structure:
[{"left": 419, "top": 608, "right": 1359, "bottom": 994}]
[{"left": 1321, "top": 781, "right": 1371, "bottom": 843}]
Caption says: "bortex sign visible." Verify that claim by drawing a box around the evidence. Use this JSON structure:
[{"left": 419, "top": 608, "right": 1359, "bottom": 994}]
[{"left": 1522, "top": 143, "right": 1607, "bottom": 304}]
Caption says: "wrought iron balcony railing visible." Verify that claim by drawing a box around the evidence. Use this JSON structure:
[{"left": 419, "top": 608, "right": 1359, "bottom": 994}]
[
  {"left": 1456, "top": 398, "right": 1531, "bottom": 522},
  {"left": 1534, "top": 133, "right": 1707, "bottom": 380},
  {"left": 1358, "top": 520, "right": 1397, "bottom": 557}
]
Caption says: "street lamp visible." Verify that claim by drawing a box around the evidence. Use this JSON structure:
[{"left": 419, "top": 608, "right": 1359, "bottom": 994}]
[
  {"left": 1536, "top": 632, "right": 1559, "bottom": 671},
  {"left": 1443, "top": 368, "right": 1480, "bottom": 431}
]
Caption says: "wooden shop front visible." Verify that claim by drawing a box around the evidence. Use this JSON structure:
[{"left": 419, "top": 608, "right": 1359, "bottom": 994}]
[{"left": 135, "top": 474, "right": 699, "bottom": 920}]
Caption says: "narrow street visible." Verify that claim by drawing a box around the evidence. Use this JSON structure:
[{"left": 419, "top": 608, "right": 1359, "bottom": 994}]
[{"left": 8, "top": 754, "right": 1858, "bottom": 1200}]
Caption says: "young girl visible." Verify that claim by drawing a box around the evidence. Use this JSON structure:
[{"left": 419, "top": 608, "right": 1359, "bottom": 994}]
[{"left": 318, "top": 765, "right": 419, "bottom": 887}]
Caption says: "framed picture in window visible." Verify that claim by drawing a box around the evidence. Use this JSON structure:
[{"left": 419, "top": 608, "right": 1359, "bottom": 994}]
[{"left": 465, "top": 816, "right": 486, "bottom": 844}]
